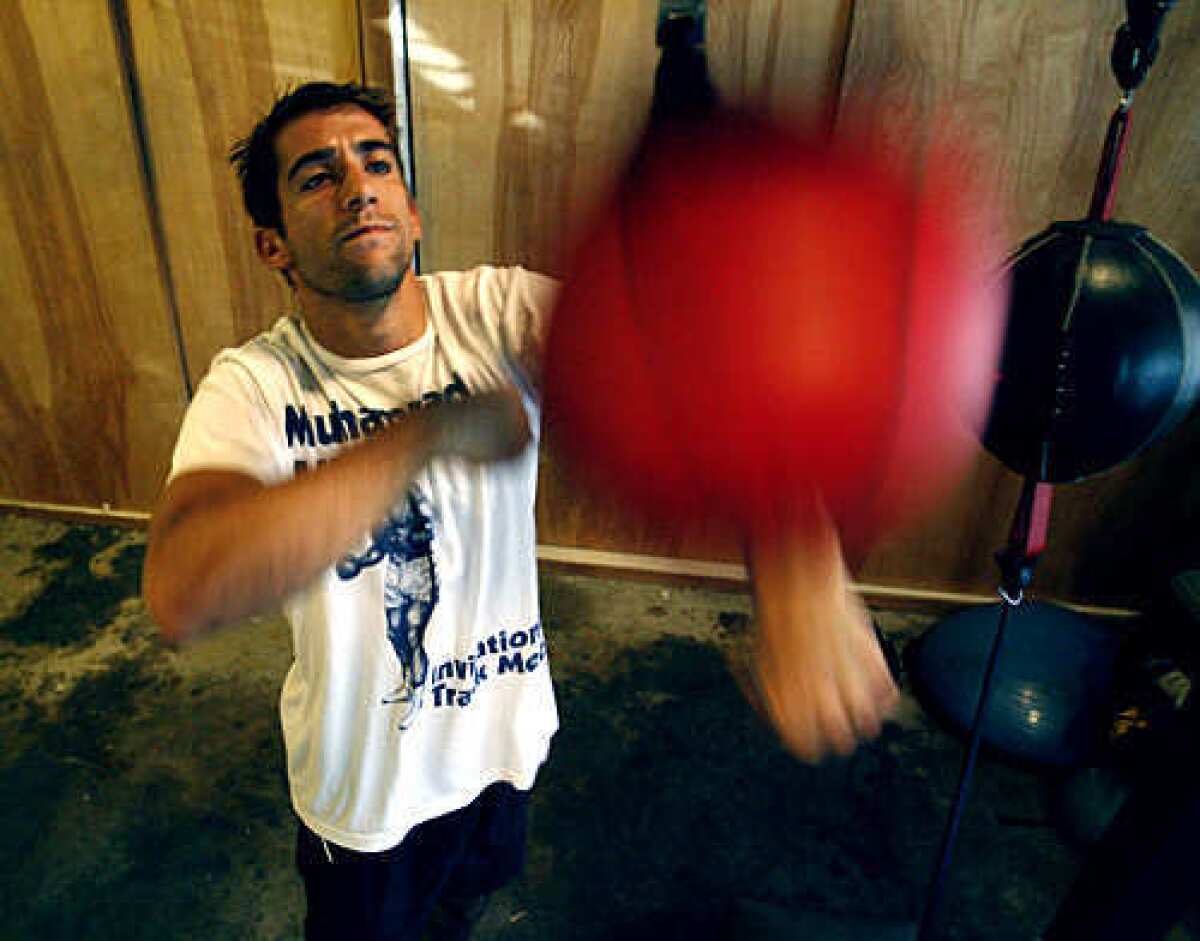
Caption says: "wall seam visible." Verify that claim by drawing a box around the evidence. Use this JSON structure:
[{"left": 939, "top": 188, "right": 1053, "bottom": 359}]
[
  {"left": 828, "top": 0, "right": 859, "bottom": 133},
  {"left": 106, "top": 0, "right": 194, "bottom": 400}
]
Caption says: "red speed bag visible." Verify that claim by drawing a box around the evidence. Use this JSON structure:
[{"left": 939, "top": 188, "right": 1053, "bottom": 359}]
[{"left": 543, "top": 111, "right": 1008, "bottom": 549}]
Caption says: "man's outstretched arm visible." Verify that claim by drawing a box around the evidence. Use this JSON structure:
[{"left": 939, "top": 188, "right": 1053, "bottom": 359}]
[{"left": 144, "top": 390, "right": 529, "bottom": 644}]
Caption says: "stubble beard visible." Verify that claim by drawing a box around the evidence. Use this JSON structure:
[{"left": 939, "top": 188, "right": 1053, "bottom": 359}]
[{"left": 293, "top": 239, "right": 413, "bottom": 304}]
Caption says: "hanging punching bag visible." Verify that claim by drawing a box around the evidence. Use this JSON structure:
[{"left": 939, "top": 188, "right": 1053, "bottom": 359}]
[{"left": 984, "top": 220, "right": 1200, "bottom": 482}]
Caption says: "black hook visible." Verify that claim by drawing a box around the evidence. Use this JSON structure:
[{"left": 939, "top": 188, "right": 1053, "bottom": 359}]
[
  {"left": 656, "top": 0, "right": 706, "bottom": 48},
  {"left": 1111, "top": 0, "right": 1179, "bottom": 91},
  {"left": 650, "top": 0, "right": 717, "bottom": 125}
]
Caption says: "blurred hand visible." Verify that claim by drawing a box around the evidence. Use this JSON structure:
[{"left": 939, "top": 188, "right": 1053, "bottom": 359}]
[
  {"left": 429, "top": 386, "right": 532, "bottom": 463},
  {"left": 746, "top": 506, "right": 900, "bottom": 763}
]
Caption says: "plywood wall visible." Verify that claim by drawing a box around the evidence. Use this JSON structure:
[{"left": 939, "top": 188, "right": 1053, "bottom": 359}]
[
  {"left": 125, "top": 0, "right": 362, "bottom": 387},
  {"left": 0, "top": 0, "right": 1196, "bottom": 606},
  {"left": 707, "top": 0, "right": 852, "bottom": 125},
  {"left": 400, "top": 0, "right": 650, "bottom": 277},
  {"left": 0, "top": 0, "right": 183, "bottom": 510}
]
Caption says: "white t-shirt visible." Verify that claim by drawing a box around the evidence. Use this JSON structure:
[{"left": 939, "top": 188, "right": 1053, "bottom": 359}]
[{"left": 169, "top": 266, "right": 559, "bottom": 852}]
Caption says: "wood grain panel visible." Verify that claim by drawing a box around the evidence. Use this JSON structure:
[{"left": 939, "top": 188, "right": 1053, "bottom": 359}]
[
  {"left": 708, "top": 0, "right": 852, "bottom": 126},
  {"left": 401, "top": 0, "right": 658, "bottom": 276},
  {"left": 0, "top": 1, "right": 185, "bottom": 510},
  {"left": 841, "top": 0, "right": 1200, "bottom": 604},
  {"left": 360, "top": 0, "right": 396, "bottom": 93},
  {"left": 126, "top": 0, "right": 361, "bottom": 387}
]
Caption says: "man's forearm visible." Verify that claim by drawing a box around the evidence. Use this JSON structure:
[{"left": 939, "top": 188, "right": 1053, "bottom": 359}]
[
  {"left": 744, "top": 499, "right": 900, "bottom": 762},
  {"left": 145, "top": 414, "right": 437, "bottom": 642}
]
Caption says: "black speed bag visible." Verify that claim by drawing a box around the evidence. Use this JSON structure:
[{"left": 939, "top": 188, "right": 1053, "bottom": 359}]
[{"left": 984, "top": 219, "right": 1200, "bottom": 483}]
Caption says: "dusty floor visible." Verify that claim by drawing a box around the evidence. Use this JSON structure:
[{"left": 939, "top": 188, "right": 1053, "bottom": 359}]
[{"left": 0, "top": 511, "right": 1190, "bottom": 940}]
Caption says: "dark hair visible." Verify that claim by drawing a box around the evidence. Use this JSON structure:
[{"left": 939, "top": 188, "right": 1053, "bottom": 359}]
[{"left": 229, "top": 82, "right": 404, "bottom": 233}]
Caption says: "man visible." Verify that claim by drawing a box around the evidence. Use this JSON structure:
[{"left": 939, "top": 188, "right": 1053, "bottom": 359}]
[
  {"left": 144, "top": 79, "right": 898, "bottom": 941},
  {"left": 143, "top": 82, "right": 556, "bottom": 940}
]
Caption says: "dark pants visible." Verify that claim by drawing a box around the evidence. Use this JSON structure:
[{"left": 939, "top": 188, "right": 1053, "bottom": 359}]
[{"left": 296, "top": 782, "right": 530, "bottom": 941}]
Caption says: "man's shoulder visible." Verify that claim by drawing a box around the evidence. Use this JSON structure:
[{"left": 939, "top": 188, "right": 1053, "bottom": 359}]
[
  {"left": 423, "top": 265, "right": 558, "bottom": 319},
  {"left": 424, "top": 264, "right": 556, "bottom": 293},
  {"left": 423, "top": 265, "right": 506, "bottom": 300},
  {"left": 201, "top": 316, "right": 314, "bottom": 395},
  {"left": 220, "top": 315, "right": 302, "bottom": 361}
]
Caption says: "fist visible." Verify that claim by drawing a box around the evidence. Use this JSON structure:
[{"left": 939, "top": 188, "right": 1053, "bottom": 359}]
[
  {"left": 747, "top": 508, "right": 900, "bottom": 762},
  {"left": 431, "top": 387, "right": 532, "bottom": 463}
]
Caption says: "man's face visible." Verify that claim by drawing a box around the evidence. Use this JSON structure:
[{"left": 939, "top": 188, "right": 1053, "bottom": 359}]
[{"left": 269, "top": 104, "right": 420, "bottom": 303}]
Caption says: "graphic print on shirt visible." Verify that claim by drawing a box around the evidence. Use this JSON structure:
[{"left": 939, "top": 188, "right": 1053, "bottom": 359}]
[{"left": 335, "top": 490, "right": 439, "bottom": 729}]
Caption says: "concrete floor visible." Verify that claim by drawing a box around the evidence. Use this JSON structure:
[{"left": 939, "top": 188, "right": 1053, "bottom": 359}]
[{"left": 0, "top": 510, "right": 1191, "bottom": 939}]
